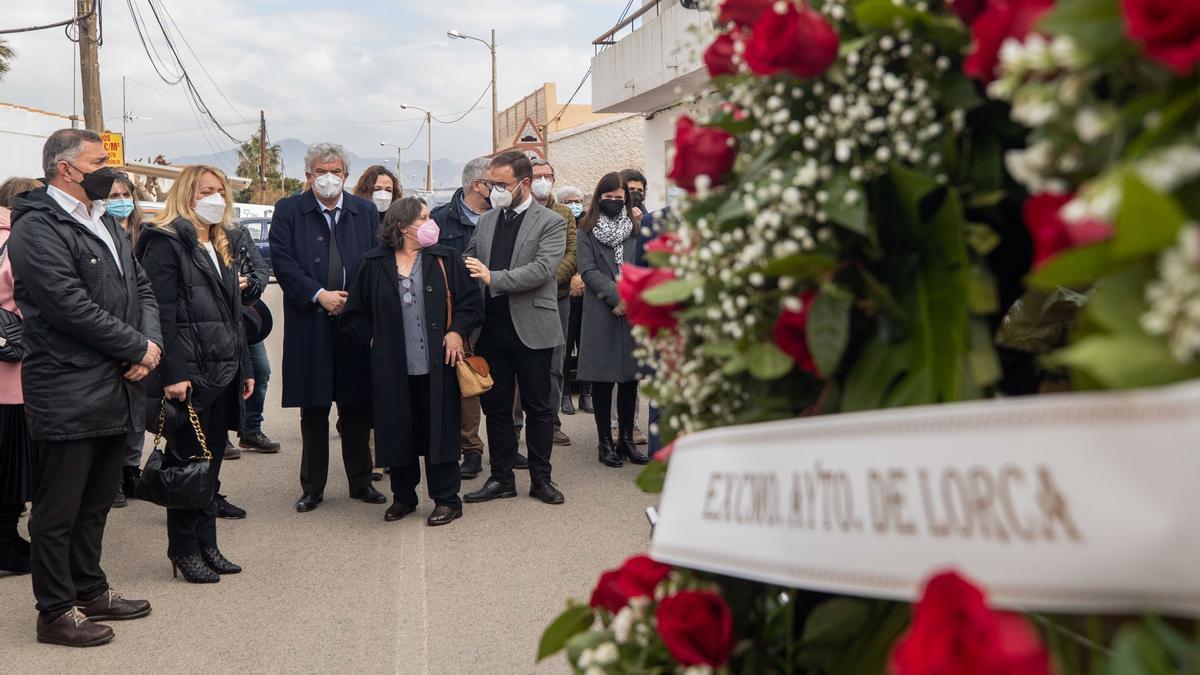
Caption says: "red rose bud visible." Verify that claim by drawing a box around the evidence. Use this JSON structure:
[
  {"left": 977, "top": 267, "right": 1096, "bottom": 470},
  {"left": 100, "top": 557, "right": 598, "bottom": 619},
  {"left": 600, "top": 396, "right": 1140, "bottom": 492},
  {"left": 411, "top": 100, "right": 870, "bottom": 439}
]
[
  {"left": 890, "top": 571, "right": 1052, "bottom": 675},
  {"left": 1121, "top": 0, "right": 1200, "bottom": 75},
  {"left": 618, "top": 264, "right": 680, "bottom": 336},
  {"left": 772, "top": 291, "right": 819, "bottom": 375},
  {"left": 744, "top": 3, "right": 840, "bottom": 79},
  {"left": 964, "top": 0, "right": 1053, "bottom": 82},
  {"left": 1022, "top": 193, "right": 1113, "bottom": 268},
  {"left": 717, "top": 0, "right": 775, "bottom": 27},
  {"left": 704, "top": 31, "right": 742, "bottom": 77},
  {"left": 614, "top": 555, "right": 672, "bottom": 600},
  {"left": 667, "top": 116, "right": 737, "bottom": 193},
  {"left": 656, "top": 591, "right": 736, "bottom": 667},
  {"left": 589, "top": 569, "right": 628, "bottom": 613}
]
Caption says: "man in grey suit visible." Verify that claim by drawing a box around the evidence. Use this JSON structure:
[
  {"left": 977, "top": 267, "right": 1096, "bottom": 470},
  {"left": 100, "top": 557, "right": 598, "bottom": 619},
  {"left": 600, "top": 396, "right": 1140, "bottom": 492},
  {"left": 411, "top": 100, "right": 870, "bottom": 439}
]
[{"left": 463, "top": 151, "right": 567, "bottom": 505}]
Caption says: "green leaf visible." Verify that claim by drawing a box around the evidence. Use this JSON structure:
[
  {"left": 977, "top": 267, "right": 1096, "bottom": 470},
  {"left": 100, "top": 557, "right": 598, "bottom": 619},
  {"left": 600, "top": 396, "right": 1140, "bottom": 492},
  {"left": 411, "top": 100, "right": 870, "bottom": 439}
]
[
  {"left": 1037, "top": 0, "right": 1132, "bottom": 60},
  {"left": 965, "top": 222, "right": 1002, "bottom": 255},
  {"left": 1027, "top": 242, "right": 1113, "bottom": 290},
  {"left": 1086, "top": 263, "right": 1154, "bottom": 335},
  {"left": 967, "top": 319, "right": 1002, "bottom": 388},
  {"left": 747, "top": 342, "right": 795, "bottom": 380},
  {"left": 942, "top": 70, "right": 983, "bottom": 113},
  {"left": 564, "top": 630, "right": 612, "bottom": 669},
  {"left": 723, "top": 350, "right": 749, "bottom": 375},
  {"left": 967, "top": 265, "right": 1000, "bottom": 314},
  {"left": 1047, "top": 334, "right": 1200, "bottom": 389},
  {"left": 714, "top": 194, "right": 751, "bottom": 227},
  {"left": 537, "top": 604, "right": 595, "bottom": 661},
  {"left": 802, "top": 598, "right": 871, "bottom": 644},
  {"left": 700, "top": 340, "right": 739, "bottom": 358},
  {"left": 967, "top": 133, "right": 1004, "bottom": 193},
  {"left": 825, "top": 171, "right": 869, "bottom": 236},
  {"left": 807, "top": 292, "right": 852, "bottom": 377},
  {"left": 859, "top": 266, "right": 905, "bottom": 318},
  {"left": 641, "top": 278, "right": 702, "bottom": 306},
  {"left": 636, "top": 460, "right": 667, "bottom": 493},
  {"left": 1112, "top": 174, "right": 1186, "bottom": 261},
  {"left": 763, "top": 253, "right": 838, "bottom": 278},
  {"left": 854, "top": 0, "right": 969, "bottom": 51}
]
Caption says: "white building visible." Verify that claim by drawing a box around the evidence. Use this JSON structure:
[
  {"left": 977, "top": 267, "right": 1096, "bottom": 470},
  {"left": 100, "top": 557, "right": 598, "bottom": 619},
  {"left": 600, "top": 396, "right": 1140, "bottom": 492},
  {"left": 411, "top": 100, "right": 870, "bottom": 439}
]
[
  {"left": 0, "top": 102, "right": 78, "bottom": 182},
  {"left": 591, "top": 0, "right": 714, "bottom": 209},
  {"left": 548, "top": 113, "right": 646, "bottom": 197}
]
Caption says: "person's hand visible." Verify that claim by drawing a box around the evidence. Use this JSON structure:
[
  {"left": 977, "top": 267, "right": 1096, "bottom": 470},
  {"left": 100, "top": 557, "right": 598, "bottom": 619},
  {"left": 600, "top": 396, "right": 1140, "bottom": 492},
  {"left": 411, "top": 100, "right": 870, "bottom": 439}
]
[
  {"left": 140, "top": 340, "right": 162, "bottom": 369},
  {"left": 613, "top": 300, "right": 627, "bottom": 317},
  {"left": 124, "top": 363, "right": 150, "bottom": 382},
  {"left": 164, "top": 380, "right": 191, "bottom": 401},
  {"left": 631, "top": 207, "right": 644, "bottom": 225},
  {"left": 239, "top": 275, "right": 250, "bottom": 291},
  {"left": 464, "top": 257, "right": 492, "bottom": 285},
  {"left": 243, "top": 378, "right": 255, "bottom": 400},
  {"left": 570, "top": 273, "right": 585, "bottom": 297},
  {"left": 318, "top": 290, "right": 349, "bottom": 315},
  {"left": 444, "top": 331, "right": 465, "bottom": 366}
]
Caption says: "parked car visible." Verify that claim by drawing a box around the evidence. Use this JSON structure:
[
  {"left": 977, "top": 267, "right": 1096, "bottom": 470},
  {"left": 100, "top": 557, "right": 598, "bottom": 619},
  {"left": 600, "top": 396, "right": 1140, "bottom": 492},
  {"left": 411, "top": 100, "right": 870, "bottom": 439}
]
[{"left": 235, "top": 217, "right": 272, "bottom": 278}]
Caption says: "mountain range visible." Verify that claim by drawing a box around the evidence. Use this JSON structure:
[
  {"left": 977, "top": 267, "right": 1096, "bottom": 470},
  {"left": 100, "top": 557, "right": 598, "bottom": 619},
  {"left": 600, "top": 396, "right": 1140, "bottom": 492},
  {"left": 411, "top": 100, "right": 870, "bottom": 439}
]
[{"left": 170, "top": 137, "right": 466, "bottom": 191}]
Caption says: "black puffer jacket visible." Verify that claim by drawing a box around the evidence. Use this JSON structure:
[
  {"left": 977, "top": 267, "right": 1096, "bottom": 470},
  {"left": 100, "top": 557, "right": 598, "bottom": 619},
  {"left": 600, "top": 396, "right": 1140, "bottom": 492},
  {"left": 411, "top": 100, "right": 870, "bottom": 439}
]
[
  {"left": 137, "top": 217, "right": 251, "bottom": 415},
  {"left": 8, "top": 187, "right": 163, "bottom": 441}
]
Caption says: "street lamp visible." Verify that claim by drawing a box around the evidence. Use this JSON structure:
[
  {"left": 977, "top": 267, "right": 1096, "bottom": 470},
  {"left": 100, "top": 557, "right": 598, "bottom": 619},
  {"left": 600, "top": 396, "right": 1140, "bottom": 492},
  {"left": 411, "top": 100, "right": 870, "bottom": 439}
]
[
  {"left": 378, "top": 141, "right": 404, "bottom": 190},
  {"left": 447, "top": 28, "right": 498, "bottom": 153},
  {"left": 400, "top": 104, "right": 434, "bottom": 192}
]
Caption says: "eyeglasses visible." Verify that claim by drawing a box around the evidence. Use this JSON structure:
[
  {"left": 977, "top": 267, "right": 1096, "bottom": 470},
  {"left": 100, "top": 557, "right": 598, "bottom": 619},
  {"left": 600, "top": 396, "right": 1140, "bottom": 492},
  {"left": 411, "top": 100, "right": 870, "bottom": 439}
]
[
  {"left": 486, "top": 179, "right": 524, "bottom": 190},
  {"left": 401, "top": 277, "right": 415, "bottom": 305}
]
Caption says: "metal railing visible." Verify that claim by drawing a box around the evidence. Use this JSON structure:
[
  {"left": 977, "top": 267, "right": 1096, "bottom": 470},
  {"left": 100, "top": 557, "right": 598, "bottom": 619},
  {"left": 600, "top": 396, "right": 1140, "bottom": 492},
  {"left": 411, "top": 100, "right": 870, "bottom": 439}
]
[{"left": 593, "top": 0, "right": 701, "bottom": 51}]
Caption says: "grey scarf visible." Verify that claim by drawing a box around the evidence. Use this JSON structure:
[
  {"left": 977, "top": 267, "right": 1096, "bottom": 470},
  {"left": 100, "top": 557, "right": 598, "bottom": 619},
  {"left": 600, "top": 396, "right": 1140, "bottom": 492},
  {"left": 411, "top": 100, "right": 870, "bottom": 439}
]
[{"left": 592, "top": 212, "right": 633, "bottom": 266}]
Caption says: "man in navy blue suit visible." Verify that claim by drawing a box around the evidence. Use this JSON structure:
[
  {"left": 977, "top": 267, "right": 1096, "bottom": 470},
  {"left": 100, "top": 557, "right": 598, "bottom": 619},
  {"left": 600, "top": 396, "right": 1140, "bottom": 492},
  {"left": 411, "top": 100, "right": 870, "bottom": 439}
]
[{"left": 268, "top": 143, "right": 386, "bottom": 512}]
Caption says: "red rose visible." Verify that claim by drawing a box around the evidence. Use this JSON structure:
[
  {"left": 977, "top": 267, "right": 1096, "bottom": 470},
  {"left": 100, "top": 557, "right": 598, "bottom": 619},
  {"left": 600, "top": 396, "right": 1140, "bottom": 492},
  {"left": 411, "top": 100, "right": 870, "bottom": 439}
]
[
  {"left": 668, "top": 116, "right": 738, "bottom": 193},
  {"left": 1122, "top": 0, "right": 1200, "bottom": 75},
  {"left": 618, "top": 264, "right": 680, "bottom": 335},
  {"left": 589, "top": 569, "right": 627, "bottom": 613},
  {"left": 951, "top": 0, "right": 988, "bottom": 23},
  {"left": 964, "top": 0, "right": 1053, "bottom": 82},
  {"left": 717, "top": 0, "right": 775, "bottom": 27},
  {"left": 704, "top": 31, "right": 742, "bottom": 77},
  {"left": 772, "top": 291, "right": 819, "bottom": 375},
  {"left": 744, "top": 3, "right": 840, "bottom": 79},
  {"left": 615, "top": 555, "right": 672, "bottom": 599},
  {"left": 890, "top": 571, "right": 1052, "bottom": 675},
  {"left": 656, "top": 591, "right": 736, "bottom": 667},
  {"left": 645, "top": 233, "right": 684, "bottom": 256},
  {"left": 1023, "top": 193, "right": 1113, "bottom": 268}
]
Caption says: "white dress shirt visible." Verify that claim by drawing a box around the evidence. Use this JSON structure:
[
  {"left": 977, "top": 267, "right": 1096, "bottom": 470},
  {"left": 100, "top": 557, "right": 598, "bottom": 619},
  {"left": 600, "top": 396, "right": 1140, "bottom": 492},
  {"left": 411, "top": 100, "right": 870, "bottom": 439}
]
[{"left": 47, "top": 184, "right": 123, "bottom": 272}]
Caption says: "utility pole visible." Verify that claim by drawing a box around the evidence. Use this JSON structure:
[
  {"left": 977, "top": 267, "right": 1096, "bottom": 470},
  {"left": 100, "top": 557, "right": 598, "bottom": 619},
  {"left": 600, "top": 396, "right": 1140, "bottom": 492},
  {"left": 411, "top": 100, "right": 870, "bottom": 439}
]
[
  {"left": 258, "top": 110, "right": 267, "bottom": 203},
  {"left": 490, "top": 29, "right": 498, "bottom": 153},
  {"left": 425, "top": 110, "right": 433, "bottom": 192},
  {"left": 122, "top": 76, "right": 127, "bottom": 155},
  {"left": 395, "top": 147, "right": 403, "bottom": 190},
  {"left": 77, "top": 0, "right": 104, "bottom": 132}
]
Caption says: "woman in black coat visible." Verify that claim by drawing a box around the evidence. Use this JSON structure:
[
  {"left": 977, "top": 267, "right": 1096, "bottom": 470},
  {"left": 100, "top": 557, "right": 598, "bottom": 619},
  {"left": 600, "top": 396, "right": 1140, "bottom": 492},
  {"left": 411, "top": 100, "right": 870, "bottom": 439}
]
[
  {"left": 138, "top": 165, "right": 253, "bottom": 583},
  {"left": 341, "top": 197, "right": 483, "bottom": 527}
]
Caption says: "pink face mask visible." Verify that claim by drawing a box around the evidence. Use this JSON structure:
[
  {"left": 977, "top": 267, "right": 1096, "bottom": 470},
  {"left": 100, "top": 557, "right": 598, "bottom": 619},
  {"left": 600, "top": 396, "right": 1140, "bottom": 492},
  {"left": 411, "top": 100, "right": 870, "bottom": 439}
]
[{"left": 409, "top": 219, "right": 440, "bottom": 248}]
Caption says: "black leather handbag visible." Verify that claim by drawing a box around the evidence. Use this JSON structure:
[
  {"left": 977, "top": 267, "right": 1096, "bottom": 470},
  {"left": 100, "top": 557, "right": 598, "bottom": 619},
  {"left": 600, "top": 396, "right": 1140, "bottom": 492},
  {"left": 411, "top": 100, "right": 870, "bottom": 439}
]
[
  {"left": 0, "top": 243, "right": 23, "bottom": 363},
  {"left": 135, "top": 396, "right": 215, "bottom": 510}
]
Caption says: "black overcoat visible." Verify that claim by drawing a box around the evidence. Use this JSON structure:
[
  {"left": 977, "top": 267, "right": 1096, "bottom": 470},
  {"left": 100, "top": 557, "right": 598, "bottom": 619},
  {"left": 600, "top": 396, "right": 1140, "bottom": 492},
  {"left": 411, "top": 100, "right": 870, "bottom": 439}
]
[
  {"left": 268, "top": 190, "right": 377, "bottom": 408},
  {"left": 340, "top": 244, "right": 483, "bottom": 467}
]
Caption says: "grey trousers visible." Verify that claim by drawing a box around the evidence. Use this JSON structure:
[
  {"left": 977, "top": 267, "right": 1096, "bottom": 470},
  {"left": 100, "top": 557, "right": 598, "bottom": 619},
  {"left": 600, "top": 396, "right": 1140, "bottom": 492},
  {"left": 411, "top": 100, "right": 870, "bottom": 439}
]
[
  {"left": 123, "top": 430, "right": 144, "bottom": 469},
  {"left": 515, "top": 294, "right": 571, "bottom": 432}
]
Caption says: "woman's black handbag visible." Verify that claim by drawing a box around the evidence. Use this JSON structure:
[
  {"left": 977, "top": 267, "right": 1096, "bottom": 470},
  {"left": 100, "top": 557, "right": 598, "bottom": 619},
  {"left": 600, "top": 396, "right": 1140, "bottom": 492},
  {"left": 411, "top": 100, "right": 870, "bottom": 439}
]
[
  {"left": 0, "top": 243, "right": 24, "bottom": 363},
  {"left": 135, "top": 396, "right": 214, "bottom": 510}
]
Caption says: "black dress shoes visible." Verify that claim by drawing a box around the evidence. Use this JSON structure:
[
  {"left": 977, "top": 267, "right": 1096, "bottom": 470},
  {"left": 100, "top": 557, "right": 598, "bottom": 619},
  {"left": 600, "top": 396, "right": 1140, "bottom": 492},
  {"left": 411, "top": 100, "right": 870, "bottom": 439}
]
[
  {"left": 384, "top": 501, "right": 416, "bottom": 522},
  {"left": 617, "top": 429, "right": 650, "bottom": 465},
  {"left": 295, "top": 493, "right": 323, "bottom": 512},
  {"left": 76, "top": 589, "right": 152, "bottom": 621},
  {"left": 515, "top": 452, "right": 529, "bottom": 470},
  {"left": 464, "top": 478, "right": 518, "bottom": 503},
  {"left": 598, "top": 431, "right": 623, "bottom": 468},
  {"left": 460, "top": 452, "right": 483, "bottom": 479},
  {"left": 351, "top": 486, "right": 388, "bottom": 504},
  {"left": 111, "top": 487, "right": 127, "bottom": 509},
  {"left": 371, "top": 472, "right": 384, "bottom": 482},
  {"left": 427, "top": 505, "right": 462, "bottom": 526},
  {"left": 530, "top": 481, "right": 565, "bottom": 505},
  {"left": 238, "top": 430, "right": 281, "bottom": 453},
  {"left": 215, "top": 494, "right": 247, "bottom": 519},
  {"left": 224, "top": 439, "right": 242, "bottom": 460}
]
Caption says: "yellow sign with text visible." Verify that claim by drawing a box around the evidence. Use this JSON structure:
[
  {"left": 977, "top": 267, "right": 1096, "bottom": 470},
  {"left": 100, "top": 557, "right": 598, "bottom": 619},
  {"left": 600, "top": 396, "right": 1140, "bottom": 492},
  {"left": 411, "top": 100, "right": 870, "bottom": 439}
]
[{"left": 101, "top": 132, "right": 124, "bottom": 167}]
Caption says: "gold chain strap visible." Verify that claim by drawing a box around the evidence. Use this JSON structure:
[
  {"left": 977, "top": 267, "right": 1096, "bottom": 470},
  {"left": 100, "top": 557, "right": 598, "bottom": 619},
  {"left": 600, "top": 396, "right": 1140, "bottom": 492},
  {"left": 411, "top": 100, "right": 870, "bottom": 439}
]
[{"left": 150, "top": 396, "right": 212, "bottom": 462}]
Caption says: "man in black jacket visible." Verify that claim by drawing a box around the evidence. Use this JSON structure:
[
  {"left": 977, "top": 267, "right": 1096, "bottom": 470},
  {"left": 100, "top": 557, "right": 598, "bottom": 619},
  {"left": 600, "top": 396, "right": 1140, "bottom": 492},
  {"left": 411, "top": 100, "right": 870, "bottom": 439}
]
[{"left": 9, "top": 129, "right": 162, "bottom": 647}]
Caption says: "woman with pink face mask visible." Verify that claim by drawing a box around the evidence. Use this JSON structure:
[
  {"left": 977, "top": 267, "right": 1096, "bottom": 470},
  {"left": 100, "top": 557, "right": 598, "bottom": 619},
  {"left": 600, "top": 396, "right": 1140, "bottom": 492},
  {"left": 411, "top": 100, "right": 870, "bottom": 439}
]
[{"left": 341, "top": 197, "right": 483, "bottom": 526}]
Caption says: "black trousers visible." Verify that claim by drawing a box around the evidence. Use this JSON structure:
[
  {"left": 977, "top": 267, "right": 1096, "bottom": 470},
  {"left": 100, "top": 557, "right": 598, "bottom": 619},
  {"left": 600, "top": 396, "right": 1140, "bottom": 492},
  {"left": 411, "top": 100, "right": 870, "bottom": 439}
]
[
  {"left": 165, "top": 384, "right": 236, "bottom": 558},
  {"left": 300, "top": 403, "right": 372, "bottom": 496},
  {"left": 564, "top": 295, "right": 583, "bottom": 388},
  {"left": 592, "top": 380, "right": 638, "bottom": 438},
  {"left": 389, "top": 375, "right": 461, "bottom": 509},
  {"left": 30, "top": 433, "right": 125, "bottom": 620},
  {"left": 476, "top": 320, "right": 555, "bottom": 484}
]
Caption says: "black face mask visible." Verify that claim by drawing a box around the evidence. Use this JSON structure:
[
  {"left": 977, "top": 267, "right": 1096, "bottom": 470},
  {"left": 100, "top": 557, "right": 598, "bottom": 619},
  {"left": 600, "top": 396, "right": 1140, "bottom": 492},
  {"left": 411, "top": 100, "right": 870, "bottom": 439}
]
[
  {"left": 69, "top": 163, "right": 118, "bottom": 201},
  {"left": 628, "top": 191, "right": 645, "bottom": 209},
  {"left": 599, "top": 199, "right": 625, "bottom": 219}
]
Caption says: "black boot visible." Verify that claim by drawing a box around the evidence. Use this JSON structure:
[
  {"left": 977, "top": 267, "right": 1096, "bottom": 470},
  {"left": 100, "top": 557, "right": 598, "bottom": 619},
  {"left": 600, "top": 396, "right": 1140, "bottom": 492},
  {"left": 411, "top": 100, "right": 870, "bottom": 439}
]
[
  {"left": 170, "top": 553, "right": 220, "bottom": 583},
  {"left": 617, "top": 428, "right": 649, "bottom": 465},
  {"left": 0, "top": 504, "right": 30, "bottom": 575},
  {"left": 560, "top": 390, "right": 576, "bottom": 415},
  {"left": 579, "top": 382, "right": 594, "bottom": 414},
  {"left": 597, "top": 429, "right": 622, "bottom": 468}
]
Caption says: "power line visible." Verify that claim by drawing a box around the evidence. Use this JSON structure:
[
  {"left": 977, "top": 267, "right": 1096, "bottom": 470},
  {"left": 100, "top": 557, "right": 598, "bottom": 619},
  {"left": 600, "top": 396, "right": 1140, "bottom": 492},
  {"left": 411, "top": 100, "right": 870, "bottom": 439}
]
[
  {"left": 0, "top": 4, "right": 96, "bottom": 35},
  {"left": 432, "top": 81, "right": 491, "bottom": 124},
  {"left": 152, "top": 0, "right": 253, "bottom": 126},
  {"left": 124, "top": 0, "right": 183, "bottom": 84},
  {"left": 398, "top": 116, "right": 428, "bottom": 152},
  {"left": 546, "top": 0, "right": 632, "bottom": 128}
]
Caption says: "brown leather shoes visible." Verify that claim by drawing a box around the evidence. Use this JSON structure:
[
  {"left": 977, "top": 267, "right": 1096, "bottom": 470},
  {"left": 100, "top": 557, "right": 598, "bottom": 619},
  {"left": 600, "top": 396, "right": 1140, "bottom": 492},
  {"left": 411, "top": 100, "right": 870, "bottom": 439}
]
[
  {"left": 77, "top": 589, "right": 152, "bottom": 621},
  {"left": 36, "top": 607, "right": 114, "bottom": 647},
  {"left": 427, "top": 505, "right": 462, "bottom": 527}
]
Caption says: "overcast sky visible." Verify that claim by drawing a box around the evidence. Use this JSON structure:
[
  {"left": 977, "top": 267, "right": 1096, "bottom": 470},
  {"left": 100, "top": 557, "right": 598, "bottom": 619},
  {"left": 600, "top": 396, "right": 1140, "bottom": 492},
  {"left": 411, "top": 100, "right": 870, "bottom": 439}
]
[{"left": 1, "top": 0, "right": 633, "bottom": 164}]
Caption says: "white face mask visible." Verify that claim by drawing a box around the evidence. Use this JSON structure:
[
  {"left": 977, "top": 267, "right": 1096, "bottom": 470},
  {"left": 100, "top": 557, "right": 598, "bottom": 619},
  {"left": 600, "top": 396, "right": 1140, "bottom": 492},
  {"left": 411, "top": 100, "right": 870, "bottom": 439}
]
[
  {"left": 313, "top": 173, "right": 344, "bottom": 199},
  {"left": 372, "top": 189, "right": 392, "bottom": 212},
  {"left": 490, "top": 184, "right": 514, "bottom": 210},
  {"left": 194, "top": 193, "right": 226, "bottom": 225},
  {"left": 531, "top": 177, "right": 553, "bottom": 200}
]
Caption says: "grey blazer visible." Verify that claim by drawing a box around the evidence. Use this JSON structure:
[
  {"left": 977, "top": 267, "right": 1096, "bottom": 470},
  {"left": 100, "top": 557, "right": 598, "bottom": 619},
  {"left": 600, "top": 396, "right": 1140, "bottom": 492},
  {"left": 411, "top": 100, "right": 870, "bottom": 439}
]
[{"left": 466, "top": 200, "right": 567, "bottom": 350}]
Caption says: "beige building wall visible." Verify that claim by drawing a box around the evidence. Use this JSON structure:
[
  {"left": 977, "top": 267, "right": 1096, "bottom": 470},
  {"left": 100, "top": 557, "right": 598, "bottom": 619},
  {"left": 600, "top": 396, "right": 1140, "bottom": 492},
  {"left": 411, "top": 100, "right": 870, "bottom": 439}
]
[
  {"left": 547, "top": 114, "right": 645, "bottom": 199},
  {"left": 495, "top": 83, "right": 613, "bottom": 150}
]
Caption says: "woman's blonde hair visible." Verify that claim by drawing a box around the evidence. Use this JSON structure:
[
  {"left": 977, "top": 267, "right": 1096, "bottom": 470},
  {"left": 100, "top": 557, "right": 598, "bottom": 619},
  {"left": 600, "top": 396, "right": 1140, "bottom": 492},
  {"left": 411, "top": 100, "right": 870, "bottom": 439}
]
[{"left": 155, "top": 165, "right": 234, "bottom": 267}]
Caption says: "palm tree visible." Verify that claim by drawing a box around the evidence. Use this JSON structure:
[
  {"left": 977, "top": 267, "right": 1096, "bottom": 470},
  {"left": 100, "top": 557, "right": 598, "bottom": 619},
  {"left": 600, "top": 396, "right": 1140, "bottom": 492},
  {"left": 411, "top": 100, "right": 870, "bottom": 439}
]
[
  {"left": 0, "top": 38, "right": 14, "bottom": 81},
  {"left": 235, "top": 136, "right": 283, "bottom": 203}
]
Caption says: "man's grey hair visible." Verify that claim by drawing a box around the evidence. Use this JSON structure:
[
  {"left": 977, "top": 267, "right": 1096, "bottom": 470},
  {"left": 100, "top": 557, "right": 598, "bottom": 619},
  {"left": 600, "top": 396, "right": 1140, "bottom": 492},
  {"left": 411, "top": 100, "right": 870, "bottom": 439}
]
[
  {"left": 461, "top": 156, "right": 491, "bottom": 190},
  {"left": 43, "top": 128, "right": 102, "bottom": 179},
  {"left": 531, "top": 158, "right": 554, "bottom": 172},
  {"left": 555, "top": 185, "right": 583, "bottom": 201},
  {"left": 304, "top": 142, "right": 350, "bottom": 174}
]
